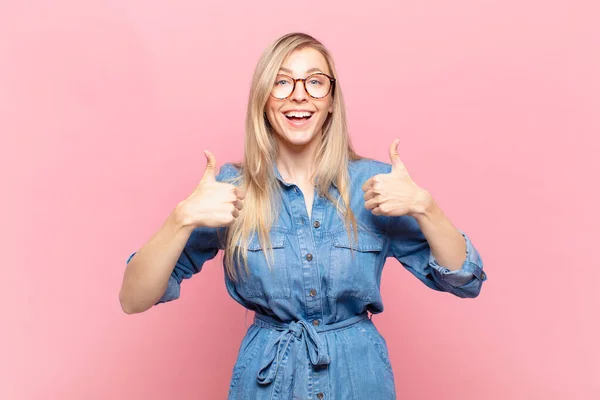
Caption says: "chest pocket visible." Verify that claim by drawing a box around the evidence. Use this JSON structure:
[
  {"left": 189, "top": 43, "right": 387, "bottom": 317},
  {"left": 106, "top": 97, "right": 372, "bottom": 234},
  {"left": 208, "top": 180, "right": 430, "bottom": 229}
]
[
  {"left": 235, "top": 232, "right": 291, "bottom": 299},
  {"left": 327, "top": 229, "right": 385, "bottom": 301}
]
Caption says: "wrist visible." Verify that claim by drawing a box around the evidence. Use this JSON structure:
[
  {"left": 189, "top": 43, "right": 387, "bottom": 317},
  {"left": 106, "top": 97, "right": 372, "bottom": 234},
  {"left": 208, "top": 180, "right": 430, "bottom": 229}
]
[
  {"left": 173, "top": 201, "right": 201, "bottom": 231},
  {"left": 409, "top": 189, "right": 435, "bottom": 218}
]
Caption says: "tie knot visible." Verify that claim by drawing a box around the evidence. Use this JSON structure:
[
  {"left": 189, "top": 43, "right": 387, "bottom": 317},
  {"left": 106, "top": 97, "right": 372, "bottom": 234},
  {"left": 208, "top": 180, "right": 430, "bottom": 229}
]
[{"left": 288, "top": 321, "right": 304, "bottom": 338}]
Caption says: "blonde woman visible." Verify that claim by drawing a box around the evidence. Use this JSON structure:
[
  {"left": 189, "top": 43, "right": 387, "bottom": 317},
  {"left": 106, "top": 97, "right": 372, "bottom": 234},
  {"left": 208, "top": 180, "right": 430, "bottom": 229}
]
[{"left": 119, "top": 32, "right": 487, "bottom": 399}]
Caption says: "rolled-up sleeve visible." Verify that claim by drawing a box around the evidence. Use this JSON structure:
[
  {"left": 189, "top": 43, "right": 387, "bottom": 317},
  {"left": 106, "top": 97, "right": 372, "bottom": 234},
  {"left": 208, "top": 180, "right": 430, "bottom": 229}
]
[
  {"left": 385, "top": 215, "right": 487, "bottom": 298},
  {"left": 125, "top": 163, "right": 239, "bottom": 305},
  {"left": 125, "top": 225, "right": 222, "bottom": 305},
  {"left": 428, "top": 228, "right": 487, "bottom": 297}
]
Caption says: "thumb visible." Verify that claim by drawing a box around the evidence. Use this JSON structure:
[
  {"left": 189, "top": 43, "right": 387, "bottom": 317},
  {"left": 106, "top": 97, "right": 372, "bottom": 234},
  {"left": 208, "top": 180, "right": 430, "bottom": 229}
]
[
  {"left": 388, "top": 138, "right": 402, "bottom": 170},
  {"left": 201, "top": 150, "right": 217, "bottom": 181}
]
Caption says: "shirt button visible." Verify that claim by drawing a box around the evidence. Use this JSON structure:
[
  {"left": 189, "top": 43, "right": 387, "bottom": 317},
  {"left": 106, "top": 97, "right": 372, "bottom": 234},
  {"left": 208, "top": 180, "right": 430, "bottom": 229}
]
[
  {"left": 309, "top": 289, "right": 317, "bottom": 297},
  {"left": 481, "top": 271, "right": 486, "bottom": 280},
  {"left": 306, "top": 253, "right": 313, "bottom": 261},
  {"left": 316, "top": 393, "right": 324, "bottom": 399},
  {"left": 313, "top": 220, "right": 320, "bottom": 228},
  {"left": 312, "top": 319, "right": 320, "bottom": 326}
]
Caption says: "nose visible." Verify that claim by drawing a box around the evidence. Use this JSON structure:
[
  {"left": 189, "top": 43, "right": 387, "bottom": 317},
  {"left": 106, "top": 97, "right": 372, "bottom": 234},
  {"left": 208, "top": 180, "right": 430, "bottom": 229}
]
[{"left": 290, "top": 79, "right": 308, "bottom": 102}]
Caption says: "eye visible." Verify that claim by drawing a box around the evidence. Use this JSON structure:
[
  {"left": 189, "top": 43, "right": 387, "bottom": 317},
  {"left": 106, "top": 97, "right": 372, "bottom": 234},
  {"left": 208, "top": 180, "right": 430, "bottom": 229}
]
[{"left": 275, "top": 80, "right": 289, "bottom": 86}]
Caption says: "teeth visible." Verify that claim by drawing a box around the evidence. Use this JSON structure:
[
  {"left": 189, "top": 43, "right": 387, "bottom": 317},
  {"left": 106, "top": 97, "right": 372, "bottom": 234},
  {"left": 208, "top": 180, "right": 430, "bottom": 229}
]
[{"left": 284, "top": 111, "right": 313, "bottom": 118}]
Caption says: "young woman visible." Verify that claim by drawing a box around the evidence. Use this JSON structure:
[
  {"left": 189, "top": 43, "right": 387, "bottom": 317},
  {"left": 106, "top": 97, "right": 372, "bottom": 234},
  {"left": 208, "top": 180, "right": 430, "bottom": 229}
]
[{"left": 119, "top": 32, "right": 487, "bottom": 399}]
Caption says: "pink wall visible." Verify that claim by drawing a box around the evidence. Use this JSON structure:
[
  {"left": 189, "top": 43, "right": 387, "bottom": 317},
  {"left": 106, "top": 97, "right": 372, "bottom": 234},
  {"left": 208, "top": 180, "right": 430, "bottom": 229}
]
[{"left": 1, "top": 0, "right": 598, "bottom": 399}]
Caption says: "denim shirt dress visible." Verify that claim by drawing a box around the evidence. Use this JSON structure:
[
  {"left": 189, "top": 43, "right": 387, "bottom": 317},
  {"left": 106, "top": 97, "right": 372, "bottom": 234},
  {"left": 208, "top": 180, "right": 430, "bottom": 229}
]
[{"left": 126, "top": 158, "right": 487, "bottom": 399}]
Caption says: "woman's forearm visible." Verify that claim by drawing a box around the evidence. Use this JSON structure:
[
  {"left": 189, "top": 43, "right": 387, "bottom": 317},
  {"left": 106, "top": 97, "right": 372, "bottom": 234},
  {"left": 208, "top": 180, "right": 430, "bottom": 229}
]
[{"left": 119, "top": 203, "right": 195, "bottom": 314}]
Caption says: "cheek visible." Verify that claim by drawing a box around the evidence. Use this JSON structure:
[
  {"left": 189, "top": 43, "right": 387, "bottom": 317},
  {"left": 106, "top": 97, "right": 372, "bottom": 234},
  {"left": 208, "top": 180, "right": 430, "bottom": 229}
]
[
  {"left": 318, "top": 100, "right": 333, "bottom": 122},
  {"left": 264, "top": 104, "right": 279, "bottom": 127},
  {"left": 265, "top": 110, "right": 275, "bottom": 126}
]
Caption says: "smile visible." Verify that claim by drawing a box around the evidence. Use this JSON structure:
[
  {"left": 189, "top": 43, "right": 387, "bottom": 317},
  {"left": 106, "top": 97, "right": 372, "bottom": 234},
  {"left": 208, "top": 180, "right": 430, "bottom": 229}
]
[{"left": 283, "top": 111, "right": 314, "bottom": 127}]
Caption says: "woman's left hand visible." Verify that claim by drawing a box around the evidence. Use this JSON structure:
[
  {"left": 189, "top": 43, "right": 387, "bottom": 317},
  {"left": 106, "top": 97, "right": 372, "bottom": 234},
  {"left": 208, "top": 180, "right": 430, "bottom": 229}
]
[{"left": 362, "top": 139, "right": 431, "bottom": 217}]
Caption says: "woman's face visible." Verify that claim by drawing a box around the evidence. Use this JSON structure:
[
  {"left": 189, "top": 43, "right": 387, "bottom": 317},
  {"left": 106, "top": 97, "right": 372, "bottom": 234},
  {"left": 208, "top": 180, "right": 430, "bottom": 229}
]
[{"left": 265, "top": 47, "right": 334, "bottom": 149}]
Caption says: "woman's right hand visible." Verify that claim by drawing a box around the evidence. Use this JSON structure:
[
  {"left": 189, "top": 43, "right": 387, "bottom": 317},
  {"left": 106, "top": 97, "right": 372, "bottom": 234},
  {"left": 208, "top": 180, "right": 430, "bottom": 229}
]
[{"left": 177, "top": 150, "right": 245, "bottom": 229}]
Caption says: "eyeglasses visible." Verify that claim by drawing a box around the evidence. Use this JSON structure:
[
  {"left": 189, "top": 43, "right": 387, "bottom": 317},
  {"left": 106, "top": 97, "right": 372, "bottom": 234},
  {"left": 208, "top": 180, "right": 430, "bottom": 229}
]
[{"left": 270, "top": 73, "right": 336, "bottom": 100}]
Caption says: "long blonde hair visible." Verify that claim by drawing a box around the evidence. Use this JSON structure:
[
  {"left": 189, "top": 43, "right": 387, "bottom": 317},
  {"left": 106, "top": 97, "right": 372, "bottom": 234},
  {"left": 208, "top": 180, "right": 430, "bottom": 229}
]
[{"left": 223, "top": 32, "right": 361, "bottom": 281}]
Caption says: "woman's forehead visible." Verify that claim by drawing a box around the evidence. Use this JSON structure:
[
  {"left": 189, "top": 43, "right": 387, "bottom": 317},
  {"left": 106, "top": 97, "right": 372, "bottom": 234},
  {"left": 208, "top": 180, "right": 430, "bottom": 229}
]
[{"left": 278, "top": 47, "right": 331, "bottom": 76}]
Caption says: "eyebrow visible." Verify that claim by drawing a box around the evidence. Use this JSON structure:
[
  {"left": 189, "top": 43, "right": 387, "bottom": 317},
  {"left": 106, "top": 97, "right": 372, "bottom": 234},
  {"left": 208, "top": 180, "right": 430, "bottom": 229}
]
[{"left": 278, "top": 67, "right": 326, "bottom": 75}]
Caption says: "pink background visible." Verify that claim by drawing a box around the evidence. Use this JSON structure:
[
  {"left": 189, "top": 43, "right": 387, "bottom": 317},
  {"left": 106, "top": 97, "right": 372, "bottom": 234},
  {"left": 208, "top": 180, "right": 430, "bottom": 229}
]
[{"left": 1, "top": 0, "right": 598, "bottom": 399}]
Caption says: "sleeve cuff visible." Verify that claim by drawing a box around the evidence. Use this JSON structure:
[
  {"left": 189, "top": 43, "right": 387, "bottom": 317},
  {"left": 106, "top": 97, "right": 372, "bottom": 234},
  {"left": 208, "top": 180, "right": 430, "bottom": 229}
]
[
  {"left": 428, "top": 229, "right": 487, "bottom": 287},
  {"left": 126, "top": 252, "right": 136, "bottom": 264},
  {"left": 154, "top": 275, "right": 181, "bottom": 305}
]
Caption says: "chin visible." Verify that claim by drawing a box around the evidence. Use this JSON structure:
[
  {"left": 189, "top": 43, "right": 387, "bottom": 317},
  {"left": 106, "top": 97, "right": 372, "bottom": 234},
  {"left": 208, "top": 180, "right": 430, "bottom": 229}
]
[
  {"left": 274, "top": 114, "right": 322, "bottom": 147},
  {"left": 281, "top": 130, "right": 317, "bottom": 146}
]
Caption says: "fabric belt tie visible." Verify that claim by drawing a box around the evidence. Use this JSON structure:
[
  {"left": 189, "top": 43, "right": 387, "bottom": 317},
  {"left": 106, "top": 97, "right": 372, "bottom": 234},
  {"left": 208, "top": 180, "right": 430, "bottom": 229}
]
[{"left": 253, "top": 312, "right": 369, "bottom": 385}]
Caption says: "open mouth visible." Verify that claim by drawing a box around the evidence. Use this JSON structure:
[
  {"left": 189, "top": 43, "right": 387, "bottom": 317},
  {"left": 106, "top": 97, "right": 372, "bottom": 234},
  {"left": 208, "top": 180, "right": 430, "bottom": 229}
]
[{"left": 284, "top": 111, "right": 314, "bottom": 122}]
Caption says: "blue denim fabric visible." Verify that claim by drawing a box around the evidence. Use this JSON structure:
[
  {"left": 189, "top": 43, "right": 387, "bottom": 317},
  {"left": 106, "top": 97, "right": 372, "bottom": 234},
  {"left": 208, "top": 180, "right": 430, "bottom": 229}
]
[{"left": 126, "top": 158, "right": 487, "bottom": 399}]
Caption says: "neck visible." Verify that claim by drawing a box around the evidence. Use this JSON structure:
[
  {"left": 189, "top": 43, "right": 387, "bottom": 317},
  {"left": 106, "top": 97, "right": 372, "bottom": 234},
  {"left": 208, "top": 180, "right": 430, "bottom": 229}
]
[{"left": 275, "top": 134, "right": 322, "bottom": 185}]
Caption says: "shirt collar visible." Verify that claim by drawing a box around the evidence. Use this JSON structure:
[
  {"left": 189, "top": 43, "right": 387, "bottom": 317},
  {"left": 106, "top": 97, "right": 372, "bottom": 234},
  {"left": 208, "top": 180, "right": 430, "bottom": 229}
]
[{"left": 272, "top": 161, "right": 339, "bottom": 189}]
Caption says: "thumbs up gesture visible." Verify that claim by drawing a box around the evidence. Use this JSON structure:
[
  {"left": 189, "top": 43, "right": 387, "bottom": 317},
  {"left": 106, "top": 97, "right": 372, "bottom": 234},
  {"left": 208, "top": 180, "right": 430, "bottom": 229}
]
[
  {"left": 178, "top": 150, "right": 245, "bottom": 229},
  {"left": 362, "top": 139, "right": 431, "bottom": 217}
]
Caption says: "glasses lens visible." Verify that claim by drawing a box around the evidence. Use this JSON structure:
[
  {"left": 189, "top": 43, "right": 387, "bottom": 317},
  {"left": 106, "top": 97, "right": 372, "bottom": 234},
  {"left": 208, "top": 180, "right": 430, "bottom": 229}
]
[
  {"left": 270, "top": 74, "right": 333, "bottom": 99},
  {"left": 272, "top": 75, "right": 295, "bottom": 99},
  {"left": 305, "top": 74, "right": 331, "bottom": 98}
]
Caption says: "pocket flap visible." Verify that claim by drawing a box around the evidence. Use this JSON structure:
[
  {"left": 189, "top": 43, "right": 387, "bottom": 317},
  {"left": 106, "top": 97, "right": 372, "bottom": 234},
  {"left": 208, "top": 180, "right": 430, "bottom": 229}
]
[
  {"left": 247, "top": 232, "right": 286, "bottom": 251},
  {"left": 333, "top": 230, "right": 384, "bottom": 252}
]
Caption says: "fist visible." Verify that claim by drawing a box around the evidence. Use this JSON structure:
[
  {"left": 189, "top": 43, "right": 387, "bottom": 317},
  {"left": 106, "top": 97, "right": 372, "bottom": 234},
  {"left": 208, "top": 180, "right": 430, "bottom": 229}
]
[
  {"left": 178, "top": 150, "right": 245, "bottom": 229},
  {"left": 362, "top": 139, "right": 429, "bottom": 217}
]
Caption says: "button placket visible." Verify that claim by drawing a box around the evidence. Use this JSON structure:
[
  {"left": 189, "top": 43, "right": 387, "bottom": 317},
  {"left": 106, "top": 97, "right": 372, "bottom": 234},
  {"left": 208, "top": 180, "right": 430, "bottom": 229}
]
[{"left": 289, "top": 183, "right": 324, "bottom": 330}]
